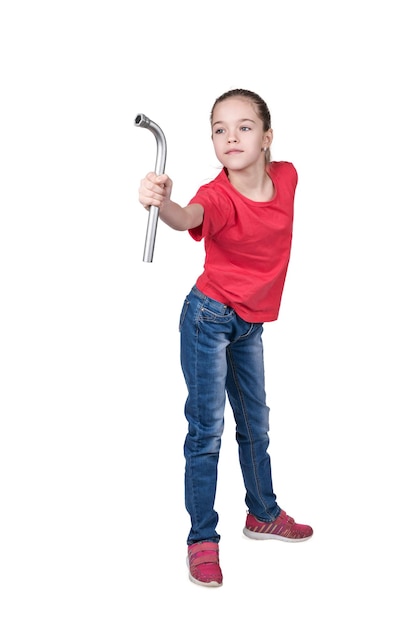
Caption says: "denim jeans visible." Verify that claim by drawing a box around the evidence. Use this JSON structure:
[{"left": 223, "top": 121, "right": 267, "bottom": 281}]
[{"left": 179, "top": 286, "right": 280, "bottom": 545}]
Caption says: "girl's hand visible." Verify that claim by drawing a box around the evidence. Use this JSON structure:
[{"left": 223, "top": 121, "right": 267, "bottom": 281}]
[{"left": 138, "top": 172, "right": 173, "bottom": 210}]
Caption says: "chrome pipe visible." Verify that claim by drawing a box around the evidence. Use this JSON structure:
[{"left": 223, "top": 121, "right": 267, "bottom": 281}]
[{"left": 135, "top": 114, "right": 167, "bottom": 262}]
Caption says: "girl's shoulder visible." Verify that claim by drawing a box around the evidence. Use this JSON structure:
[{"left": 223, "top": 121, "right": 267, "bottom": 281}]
[
  {"left": 269, "top": 161, "right": 298, "bottom": 185},
  {"left": 269, "top": 160, "right": 296, "bottom": 173}
]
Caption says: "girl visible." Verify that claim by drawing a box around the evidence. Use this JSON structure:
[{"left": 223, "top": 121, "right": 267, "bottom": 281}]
[{"left": 139, "top": 89, "right": 313, "bottom": 588}]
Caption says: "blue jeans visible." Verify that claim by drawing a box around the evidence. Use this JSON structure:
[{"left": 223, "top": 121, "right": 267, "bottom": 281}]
[{"left": 179, "top": 286, "right": 280, "bottom": 545}]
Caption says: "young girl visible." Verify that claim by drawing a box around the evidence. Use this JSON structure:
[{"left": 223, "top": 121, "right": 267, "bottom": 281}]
[{"left": 139, "top": 89, "right": 313, "bottom": 588}]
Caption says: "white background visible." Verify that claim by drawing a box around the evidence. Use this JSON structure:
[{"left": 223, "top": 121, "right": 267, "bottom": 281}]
[{"left": 1, "top": 1, "right": 416, "bottom": 624}]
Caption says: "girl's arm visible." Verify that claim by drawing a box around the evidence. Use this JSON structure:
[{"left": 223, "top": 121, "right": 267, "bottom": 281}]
[{"left": 139, "top": 172, "right": 203, "bottom": 232}]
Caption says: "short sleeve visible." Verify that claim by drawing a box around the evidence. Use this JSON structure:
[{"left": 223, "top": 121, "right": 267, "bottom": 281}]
[{"left": 188, "top": 184, "right": 234, "bottom": 241}]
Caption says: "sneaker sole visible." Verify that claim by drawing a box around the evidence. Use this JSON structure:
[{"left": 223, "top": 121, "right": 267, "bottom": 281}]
[
  {"left": 186, "top": 557, "right": 223, "bottom": 587},
  {"left": 243, "top": 527, "right": 313, "bottom": 542}
]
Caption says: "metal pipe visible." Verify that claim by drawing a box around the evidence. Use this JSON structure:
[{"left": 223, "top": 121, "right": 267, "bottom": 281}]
[{"left": 135, "top": 114, "right": 167, "bottom": 262}]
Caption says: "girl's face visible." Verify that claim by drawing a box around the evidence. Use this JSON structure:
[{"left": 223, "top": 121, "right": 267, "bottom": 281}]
[{"left": 211, "top": 97, "right": 272, "bottom": 171}]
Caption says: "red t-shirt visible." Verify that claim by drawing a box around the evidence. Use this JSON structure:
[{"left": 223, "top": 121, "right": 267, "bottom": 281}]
[{"left": 188, "top": 161, "right": 297, "bottom": 323}]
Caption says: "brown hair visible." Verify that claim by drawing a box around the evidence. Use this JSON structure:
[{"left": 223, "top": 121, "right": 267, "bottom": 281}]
[{"left": 210, "top": 89, "right": 272, "bottom": 164}]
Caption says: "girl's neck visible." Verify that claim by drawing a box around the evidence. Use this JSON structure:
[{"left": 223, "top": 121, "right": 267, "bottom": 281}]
[{"left": 226, "top": 166, "right": 274, "bottom": 202}]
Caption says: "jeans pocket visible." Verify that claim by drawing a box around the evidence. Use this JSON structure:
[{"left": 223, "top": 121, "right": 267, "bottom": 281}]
[{"left": 199, "top": 303, "right": 234, "bottom": 324}]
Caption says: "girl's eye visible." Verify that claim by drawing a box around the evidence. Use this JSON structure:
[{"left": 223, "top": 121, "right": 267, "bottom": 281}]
[
  {"left": 214, "top": 128, "right": 225, "bottom": 134},
  {"left": 240, "top": 126, "right": 251, "bottom": 132}
]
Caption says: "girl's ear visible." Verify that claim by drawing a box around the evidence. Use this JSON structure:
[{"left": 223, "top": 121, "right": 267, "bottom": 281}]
[{"left": 263, "top": 128, "right": 273, "bottom": 150}]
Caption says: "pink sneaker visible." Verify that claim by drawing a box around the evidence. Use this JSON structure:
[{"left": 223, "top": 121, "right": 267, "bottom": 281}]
[
  {"left": 187, "top": 541, "right": 223, "bottom": 587},
  {"left": 243, "top": 510, "right": 313, "bottom": 542}
]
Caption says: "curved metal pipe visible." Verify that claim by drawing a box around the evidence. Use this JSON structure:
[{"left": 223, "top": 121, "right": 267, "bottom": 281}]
[{"left": 135, "top": 114, "right": 167, "bottom": 262}]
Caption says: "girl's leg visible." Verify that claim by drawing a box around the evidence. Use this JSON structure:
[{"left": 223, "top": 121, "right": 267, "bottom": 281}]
[
  {"left": 226, "top": 322, "right": 280, "bottom": 521},
  {"left": 179, "top": 287, "right": 235, "bottom": 544}
]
